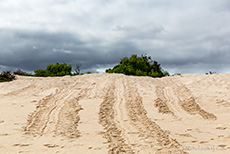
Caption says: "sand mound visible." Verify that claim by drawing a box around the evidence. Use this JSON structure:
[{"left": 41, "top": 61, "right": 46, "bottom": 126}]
[{"left": 0, "top": 73, "right": 230, "bottom": 154}]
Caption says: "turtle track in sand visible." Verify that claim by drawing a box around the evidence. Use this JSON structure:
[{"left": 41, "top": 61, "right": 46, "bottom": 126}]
[
  {"left": 152, "top": 78, "right": 216, "bottom": 120},
  {"left": 1, "top": 74, "right": 227, "bottom": 154},
  {"left": 99, "top": 76, "right": 187, "bottom": 154}
]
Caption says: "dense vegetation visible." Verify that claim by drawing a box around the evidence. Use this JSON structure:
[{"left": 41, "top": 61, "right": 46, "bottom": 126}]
[
  {"left": 106, "top": 54, "right": 169, "bottom": 78},
  {"left": 0, "top": 71, "right": 15, "bottom": 82},
  {"left": 34, "top": 62, "right": 72, "bottom": 77}
]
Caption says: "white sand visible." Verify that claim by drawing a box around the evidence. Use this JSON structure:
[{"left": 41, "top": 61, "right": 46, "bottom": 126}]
[{"left": 0, "top": 73, "right": 229, "bottom": 154}]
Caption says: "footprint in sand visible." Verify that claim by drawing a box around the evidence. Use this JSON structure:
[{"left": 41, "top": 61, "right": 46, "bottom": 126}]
[
  {"left": 186, "top": 129, "right": 192, "bottom": 131},
  {"left": 218, "top": 145, "right": 227, "bottom": 148},
  {"left": 31, "top": 100, "right": 37, "bottom": 103},
  {"left": 199, "top": 141, "right": 208, "bottom": 144},
  {"left": 216, "top": 127, "right": 227, "bottom": 130},
  {"left": 43, "top": 144, "right": 60, "bottom": 148},
  {"left": 0, "top": 133, "right": 9, "bottom": 136},
  {"left": 19, "top": 151, "right": 31, "bottom": 154},
  {"left": 179, "top": 133, "right": 192, "bottom": 137},
  {"left": 88, "top": 147, "right": 102, "bottom": 150},
  {"left": 13, "top": 144, "right": 30, "bottom": 147}
]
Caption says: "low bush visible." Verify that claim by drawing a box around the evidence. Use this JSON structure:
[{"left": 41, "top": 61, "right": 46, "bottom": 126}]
[
  {"left": 34, "top": 62, "right": 72, "bottom": 77},
  {"left": 106, "top": 54, "right": 169, "bottom": 78},
  {"left": 34, "top": 69, "right": 46, "bottom": 77},
  {"left": 205, "top": 71, "right": 216, "bottom": 75},
  {"left": 0, "top": 71, "right": 15, "bottom": 82}
]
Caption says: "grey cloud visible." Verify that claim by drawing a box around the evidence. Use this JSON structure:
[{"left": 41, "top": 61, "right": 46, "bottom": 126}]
[
  {"left": 0, "top": 0, "right": 230, "bottom": 75},
  {"left": 112, "top": 24, "right": 164, "bottom": 40},
  {"left": 0, "top": 29, "right": 143, "bottom": 73},
  {"left": 0, "top": 30, "right": 85, "bottom": 71}
]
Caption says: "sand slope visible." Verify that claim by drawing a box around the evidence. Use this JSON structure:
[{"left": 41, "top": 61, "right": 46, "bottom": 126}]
[{"left": 0, "top": 73, "right": 230, "bottom": 154}]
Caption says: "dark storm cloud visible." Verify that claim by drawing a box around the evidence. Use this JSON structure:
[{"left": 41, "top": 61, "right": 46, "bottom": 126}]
[
  {"left": 0, "top": 29, "right": 81, "bottom": 70},
  {"left": 1, "top": 25, "right": 230, "bottom": 74},
  {"left": 0, "top": 0, "right": 230, "bottom": 74},
  {"left": 0, "top": 29, "right": 143, "bottom": 73}
]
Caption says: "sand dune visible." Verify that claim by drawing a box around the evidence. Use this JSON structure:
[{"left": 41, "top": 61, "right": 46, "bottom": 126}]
[{"left": 0, "top": 73, "right": 230, "bottom": 154}]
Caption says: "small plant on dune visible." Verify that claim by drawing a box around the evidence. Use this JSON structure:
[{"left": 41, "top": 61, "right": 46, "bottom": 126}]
[
  {"left": 172, "top": 73, "right": 182, "bottom": 76},
  {"left": 206, "top": 71, "right": 216, "bottom": 75},
  {"left": 0, "top": 71, "right": 15, "bottom": 82},
  {"left": 74, "top": 63, "right": 82, "bottom": 75}
]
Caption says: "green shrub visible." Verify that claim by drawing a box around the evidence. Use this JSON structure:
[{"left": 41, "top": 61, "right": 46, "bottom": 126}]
[
  {"left": 0, "top": 71, "right": 15, "bottom": 82},
  {"left": 34, "top": 62, "right": 72, "bottom": 77},
  {"left": 34, "top": 69, "right": 47, "bottom": 77},
  {"left": 106, "top": 54, "right": 169, "bottom": 78}
]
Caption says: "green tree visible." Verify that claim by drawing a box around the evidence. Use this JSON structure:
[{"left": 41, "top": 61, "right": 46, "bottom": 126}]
[{"left": 106, "top": 54, "right": 169, "bottom": 78}]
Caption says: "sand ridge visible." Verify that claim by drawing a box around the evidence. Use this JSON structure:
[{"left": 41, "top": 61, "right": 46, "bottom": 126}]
[{"left": 0, "top": 73, "right": 230, "bottom": 153}]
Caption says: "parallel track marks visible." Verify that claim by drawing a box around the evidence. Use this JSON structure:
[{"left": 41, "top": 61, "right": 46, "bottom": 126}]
[
  {"left": 124, "top": 79, "right": 188, "bottom": 154},
  {"left": 99, "top": 83, "right": 134, "bottom": 154}
]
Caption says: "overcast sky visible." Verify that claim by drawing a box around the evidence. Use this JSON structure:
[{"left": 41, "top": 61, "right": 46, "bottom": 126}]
[{"left": 0, "top": 0, "right": 230, "bottom": 74}]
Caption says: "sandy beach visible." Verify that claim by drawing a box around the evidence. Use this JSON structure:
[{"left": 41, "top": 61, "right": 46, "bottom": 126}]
[{"left": 0, "top": 73, "right": 229, "bottom": 154}]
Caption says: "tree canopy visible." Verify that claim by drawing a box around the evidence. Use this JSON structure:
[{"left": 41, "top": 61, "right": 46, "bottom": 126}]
[{"left": 106, "top": 54, "right": 169, "bottom": 78}]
